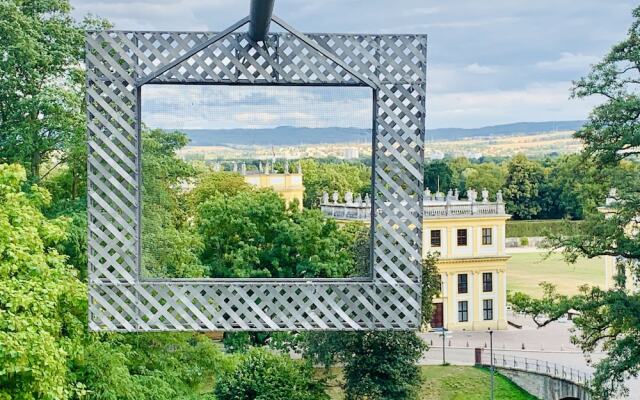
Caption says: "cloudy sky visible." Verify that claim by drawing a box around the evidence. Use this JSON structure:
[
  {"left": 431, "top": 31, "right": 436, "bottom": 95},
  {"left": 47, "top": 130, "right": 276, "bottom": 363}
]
[{"left": 72, "top": 0, "right": 636, "bottom": 129}]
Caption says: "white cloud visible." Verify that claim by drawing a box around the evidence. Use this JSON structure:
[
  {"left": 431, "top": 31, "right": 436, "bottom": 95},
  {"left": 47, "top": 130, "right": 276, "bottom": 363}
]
[
  {"left": 141, "top": 85, "right": 372, "bottom": 129},
  {"left": 428, "top": 82, "right": 600, "bottom": 128},
  {"left": 465, "top": 63, "right": 497, "bottom": 74},
  {"left": 400, "top": 7, "right": 440, "bottom": 16},
  {"left": 536, "top": 52, "right": 600, "bottom": 71},
  {"left": 72, "top": 0, "right": 635, "bottom": 128}
]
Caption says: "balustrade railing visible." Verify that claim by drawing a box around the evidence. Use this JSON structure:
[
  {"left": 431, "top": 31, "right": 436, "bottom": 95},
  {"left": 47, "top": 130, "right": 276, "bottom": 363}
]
[
  {"left": 320, "top": 204, "right": 371, "bottom": 220},
  {"left": 321, "top": 202, "right": 507, "bottom": 221},
  {"left": 488, "top": 354, "right": 592, "bottom": 386}
]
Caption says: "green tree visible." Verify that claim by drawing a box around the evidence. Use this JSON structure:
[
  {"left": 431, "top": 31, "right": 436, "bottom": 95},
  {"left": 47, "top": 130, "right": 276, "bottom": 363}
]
[
  {"left": 215, "top": 347, "right": 329, "bottom": 400},
  {"left": 503, "top": 154, "right": 544, "bottom": 219},
  {"left": 508, "top": 282, "right": 577, "bottom": 328},
  {"left": 421, "top": 253, "right": 441, "bottom": 327},
  {"left": 188, "top": 170, "right": 250, "bottom": 208},
  {"left": 0, "top": 0, "right": 107, "bottom": 180},
  {"left": 0, "top": 163, "right": 85, "bottom": 399},
  {"left": 197, "top": 189, "right": 356, "bottom": 279},
  {"left": 301, "top": 331, "right": 426, "bottom": 400},
  {"left": 293, "top": 256, "right": 438, "bottom": 400},
  {"left": 300, "top": 159, "right": 371, "bottom": 208},
  {"left": 540, "top": 6, "right": 640, "bottom": 398},
  {"left": 462, "top": 162, "right": 506, "bottom": 199},
  {"left": 141, "top": 128, "right": 205, "bottom": 278},
  {"left": 424, "top": 160, "right": 454, "bottom": 193}
]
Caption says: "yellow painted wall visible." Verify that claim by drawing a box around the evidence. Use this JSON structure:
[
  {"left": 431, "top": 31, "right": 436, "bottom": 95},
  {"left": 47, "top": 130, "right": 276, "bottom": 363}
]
[
  {"left": 425, "top": 215, "right": 510, "bottom": 331},
  {"left": 244, "top": 173, "right": 304, "bottom": 209}
]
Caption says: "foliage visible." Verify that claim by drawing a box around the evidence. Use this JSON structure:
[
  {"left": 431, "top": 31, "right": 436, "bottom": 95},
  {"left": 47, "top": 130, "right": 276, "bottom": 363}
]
[
  {"left": 424, "top": 160, "right": 456, "bottom": 193},
  {"left": 214, "top": 347, "right": 329, "bottom": 400},
  {"left": 568, "top": 286, "right": 640, "bottom": 399},
  {"left": 187, "top": 170, "right": 250, "bottom": 208},
  {"left": 302, "top": 331, "right": 426, "bottom": 400},
  {"left": 0, "top": 0, "right": 108, "bottom": 180},
  {"left": 505, "top": 219, "right": 584, "bottom": 238},
  {"left": 300, "top": 159, "right": 371, "bottom": 208},
  {"left": 0, "top": 163, "right": 234, "bottom": 400},
  {"left": 0, "top": 163, "right": 85, "bottom": 399},
  {"left": 339, "top": 221, "right": 371, "bottom": 277},
  {"left": 502, "top": 154, "right": 544, "bottom": 219},
  {"left": 461, "top": 162, "right": 506, "bottom": 197},
  {"left": 572, "top": 6, "right": 640, "bottom": 164},
  {"left": 508, "top": 282, "right": 577, "bottom": 327},
  {"left": 197, "top": 190, "right": 356, "bottom": 279},
  {"left": 141, "top": 129, "right": 205, "bottom": 278},
  {"left": 70, "top": 333, "right": 232, "bottom": 400},
  {"left": 422, "top": 253, "right": 441, "bottom": 327},
  {"left": 539, "top": 6, "right": 640, "bottom": 398}
]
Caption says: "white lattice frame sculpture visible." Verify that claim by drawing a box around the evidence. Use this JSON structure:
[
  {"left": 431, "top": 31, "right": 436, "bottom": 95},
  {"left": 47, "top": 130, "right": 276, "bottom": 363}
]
[{"left": 87, "top": 16, "right": 427, "bottom": 331}]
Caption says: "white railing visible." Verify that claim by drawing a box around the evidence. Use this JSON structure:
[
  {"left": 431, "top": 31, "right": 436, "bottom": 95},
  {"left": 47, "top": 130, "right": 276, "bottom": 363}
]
[
  {"left": 487, "top": 354, "right": 592, "bottom": 386},
  {"left": 320, "top": 204, "right": 371, "bottom": 220},
  {"left": 423, "top": 203, "right": 506, "bottom": 217},
  {"left": 321, "top": 202, "right": 507, "bottom": 221}
]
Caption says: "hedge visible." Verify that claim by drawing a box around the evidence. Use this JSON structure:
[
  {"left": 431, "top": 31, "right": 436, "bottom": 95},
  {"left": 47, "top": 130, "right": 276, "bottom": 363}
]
[{"left": 505, "top": 219, "right": 584, "bottom": 238}]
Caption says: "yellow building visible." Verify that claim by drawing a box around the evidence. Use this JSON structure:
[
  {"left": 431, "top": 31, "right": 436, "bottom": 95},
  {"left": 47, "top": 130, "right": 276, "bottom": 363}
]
[
  {"left": 241, "top": 161, "right": 304, "bottom": 209},
  {"left": 321, "top": 188, "right": 511, "bottom": 331}
]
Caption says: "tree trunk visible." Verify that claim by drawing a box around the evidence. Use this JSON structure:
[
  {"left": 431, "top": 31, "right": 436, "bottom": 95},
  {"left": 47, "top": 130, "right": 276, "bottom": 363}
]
[
  {"left": 71, "top": 171, "right": 79, "bottom": 199},
  {"left": 31, "top": 152, "right": 41, "bottom": 181}
]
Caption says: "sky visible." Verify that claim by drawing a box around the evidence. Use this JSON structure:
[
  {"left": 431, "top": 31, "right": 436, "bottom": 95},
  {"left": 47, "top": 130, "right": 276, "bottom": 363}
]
[{"left": 72, "top": 0, "right": 637, "bottom": 129}]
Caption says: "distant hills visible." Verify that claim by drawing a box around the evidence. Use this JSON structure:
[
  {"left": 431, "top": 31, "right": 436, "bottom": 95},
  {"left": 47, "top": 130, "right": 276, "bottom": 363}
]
[
  {"left": 179, "top": 120, "right": 585, "bottom": 147},
  {"left": 426, "top": 120, "right": 585, "bottom": 141}
]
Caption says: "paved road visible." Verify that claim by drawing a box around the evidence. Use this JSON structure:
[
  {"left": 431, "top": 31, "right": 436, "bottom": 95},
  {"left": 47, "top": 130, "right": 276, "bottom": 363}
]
[{"left": 418, "top": 312, "right": 640, "bottom": 398}]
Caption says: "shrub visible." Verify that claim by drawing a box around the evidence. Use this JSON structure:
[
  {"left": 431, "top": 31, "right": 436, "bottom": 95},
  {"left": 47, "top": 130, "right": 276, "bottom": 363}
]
[
  {"left": 506, "top": 219, "right": 584, "bottom": 238},
  {"left": 214, "top": 348, "right": 328, "bottom": 400}
]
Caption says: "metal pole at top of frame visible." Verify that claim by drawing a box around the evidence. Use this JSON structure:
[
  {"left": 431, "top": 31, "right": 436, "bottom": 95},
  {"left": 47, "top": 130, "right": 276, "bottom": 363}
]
[{"left": 248, "top": 0, "right": 275, "bottom": 42}]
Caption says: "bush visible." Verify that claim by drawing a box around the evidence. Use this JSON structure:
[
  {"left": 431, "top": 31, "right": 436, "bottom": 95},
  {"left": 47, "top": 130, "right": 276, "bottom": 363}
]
[
  {"left": 506, "top": 219, "right": 584, "bottom": 238},
  {"left": 214, "top": 348, "right": 328, "bottom": 400},
  {"left": 519, "top": 237, "right": 529, "bottom": 246},
  {"left": 302, "top": 331, "right": 426, "bottom": 400}
]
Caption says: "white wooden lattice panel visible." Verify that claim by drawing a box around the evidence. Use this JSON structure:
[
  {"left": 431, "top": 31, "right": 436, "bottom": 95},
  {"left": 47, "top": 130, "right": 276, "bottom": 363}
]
[{"left": 87, "top": 28, "right": 426, "bottom": 331}]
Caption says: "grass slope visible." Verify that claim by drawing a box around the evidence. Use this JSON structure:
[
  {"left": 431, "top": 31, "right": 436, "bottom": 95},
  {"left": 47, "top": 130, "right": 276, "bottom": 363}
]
[
  {"left": 325, "top": 366, "right": 537, "bottom": 399},
  {"left": 420, "top": 366, "right": 537, "bottom": 400},
  {"left": 507, "top": 252, "right": 604, "bottom": 296}
]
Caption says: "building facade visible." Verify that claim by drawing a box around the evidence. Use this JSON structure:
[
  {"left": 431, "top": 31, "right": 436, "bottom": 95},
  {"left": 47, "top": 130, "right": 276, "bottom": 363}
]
[
  {"left": 321, "top": 188, "right": 511, "bottom": 331},
  {"left": 237, "top": 161, "right": 305, "bottom": 208}
]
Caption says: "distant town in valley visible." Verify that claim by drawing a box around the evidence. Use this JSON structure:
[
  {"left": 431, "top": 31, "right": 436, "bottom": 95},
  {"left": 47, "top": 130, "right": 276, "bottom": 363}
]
[{"left": 175, "top": 120, "right": 586, "bottom": 161}]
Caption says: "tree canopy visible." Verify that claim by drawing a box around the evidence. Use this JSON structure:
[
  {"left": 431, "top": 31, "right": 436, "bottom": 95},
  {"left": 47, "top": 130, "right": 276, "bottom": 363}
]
[
  {"left": 516, "top": 6, "right": 640, "bottom": 398},
  {"left": 0, "top": 0, "right": 107, "bottom": 180}
]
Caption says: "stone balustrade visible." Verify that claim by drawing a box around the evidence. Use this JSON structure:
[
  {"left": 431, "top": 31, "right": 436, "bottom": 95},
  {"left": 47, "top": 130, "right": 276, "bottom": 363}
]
[{"left": 320, "top": 188, "right": 508, "bottom": 221}]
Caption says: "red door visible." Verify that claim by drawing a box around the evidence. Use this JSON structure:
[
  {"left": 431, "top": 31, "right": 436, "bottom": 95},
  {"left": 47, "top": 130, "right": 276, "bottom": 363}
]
[{"left": 431, "top": 303, "right": 444, "bottom": 328}]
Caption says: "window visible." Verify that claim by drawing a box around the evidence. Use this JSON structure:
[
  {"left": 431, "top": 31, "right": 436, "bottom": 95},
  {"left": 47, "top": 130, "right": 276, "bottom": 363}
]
[
  {"left": 430, "top": 230, "right": 442, "bottom": 247},
  {"left": 482, "top": 228, "right": 492, "bottom": 245},
  {"left": 457, "top": 274, "right": 468, "bottom": 294},
  {"left": 483, "top": 299, "right": 493, "bottom": 320},
  {"left": 458, "top": 301, "right": 469, "bottom": 322},
  {"left": 457, "top": 229, "right": 468, "bottom": 246},
  {"left": 482, "top": 272, "right": 493, "bottom": 292}
]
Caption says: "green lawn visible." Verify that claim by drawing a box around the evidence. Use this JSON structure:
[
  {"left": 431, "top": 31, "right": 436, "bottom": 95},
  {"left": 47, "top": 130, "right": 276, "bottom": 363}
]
[
  {"left": 325, "top": 366, "right": 536, "bottom": 399},
  {"left": 507, "top": 252, "right": 604, "bottom": 296}
]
